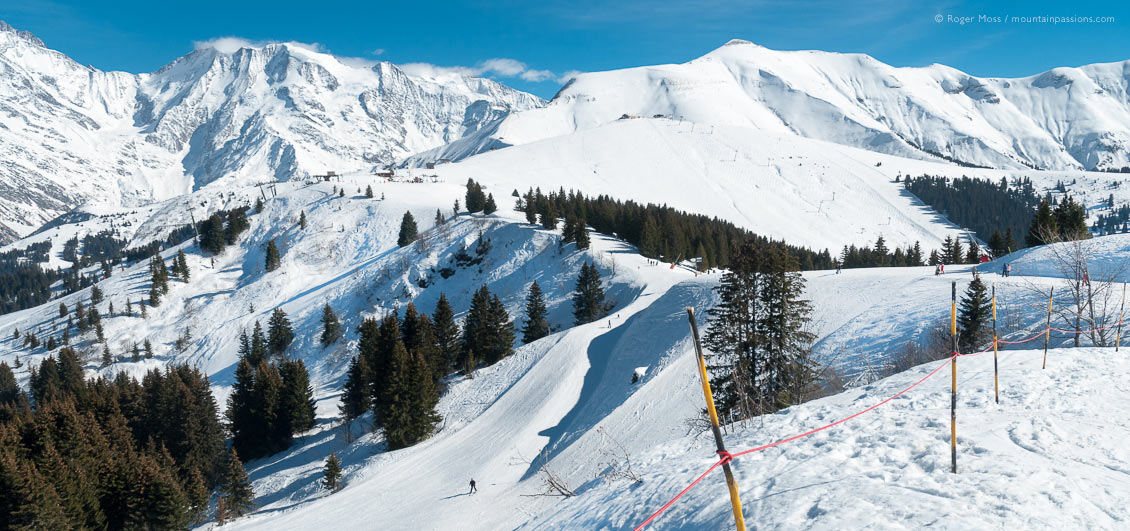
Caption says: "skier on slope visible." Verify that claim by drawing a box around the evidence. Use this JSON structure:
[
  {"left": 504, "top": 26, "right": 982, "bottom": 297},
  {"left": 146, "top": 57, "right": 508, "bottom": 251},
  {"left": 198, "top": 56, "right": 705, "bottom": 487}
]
[{"left": 469, "top": 479, "right": 477, "bottom": 494}]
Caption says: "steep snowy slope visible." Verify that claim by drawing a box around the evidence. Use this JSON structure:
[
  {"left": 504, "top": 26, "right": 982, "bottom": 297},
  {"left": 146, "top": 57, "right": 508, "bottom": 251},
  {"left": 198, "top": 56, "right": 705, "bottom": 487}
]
[
  {"left": 1, "top": 172, "right": 1127, "bottom": 529},
  {"left": 0, "top": 21, "right": 541, "bottom": 244},
  {"left": 534, "top": 345, "right": 1130, "bottom": 530},
  {"left": 410, "top": 40, "right": 1130, "bottom": 173}
]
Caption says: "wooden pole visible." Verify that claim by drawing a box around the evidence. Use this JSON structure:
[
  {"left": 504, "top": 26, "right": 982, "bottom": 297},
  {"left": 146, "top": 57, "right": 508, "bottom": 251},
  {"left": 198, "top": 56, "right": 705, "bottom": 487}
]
[
  {"left": 992, "top": 284, "right": 999, "bottom": 404},
  {"left": 686, "top": 308, "right": 746, "bottom": 531},
  {"left": 950, "top": 281, "right": 958, "bottom": 474},
  {"left": 1116, "top": 282, "right": 1126, "bottom": 353},
  {"left": 1042, "top": 289, "right": 1053, "bottom": 369}
]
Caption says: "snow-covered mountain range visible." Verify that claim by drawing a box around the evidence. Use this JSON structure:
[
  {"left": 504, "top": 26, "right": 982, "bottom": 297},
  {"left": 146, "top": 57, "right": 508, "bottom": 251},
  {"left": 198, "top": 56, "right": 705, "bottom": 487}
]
[
  {"left": 0, "top": 21, "right": 541, "bottom": 243},
  {"left": 410, "top": 39, "right": 1130, "bottom": 175}
]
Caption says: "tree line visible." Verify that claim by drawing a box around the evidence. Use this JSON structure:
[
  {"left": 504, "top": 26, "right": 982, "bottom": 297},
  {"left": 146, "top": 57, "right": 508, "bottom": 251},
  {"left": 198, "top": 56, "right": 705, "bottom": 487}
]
[{"left": 0, "top": 351, "right": 255, "bottom": 527}]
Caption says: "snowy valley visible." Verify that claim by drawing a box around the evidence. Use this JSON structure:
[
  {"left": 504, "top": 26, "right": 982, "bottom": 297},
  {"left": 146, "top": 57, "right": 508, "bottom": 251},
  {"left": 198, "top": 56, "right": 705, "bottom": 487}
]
[{"left": 0, "top": 19, "right": 1129, "bottom": 531}]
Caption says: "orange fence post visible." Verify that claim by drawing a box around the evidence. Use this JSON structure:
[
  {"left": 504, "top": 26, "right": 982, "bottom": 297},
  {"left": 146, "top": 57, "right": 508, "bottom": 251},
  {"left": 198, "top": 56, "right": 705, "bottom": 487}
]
[
  {"left": 950, "top": 280, "right": 958, "bottom": 474},
  {"left": 1042, "top": 289, "right": 1053, "bottom": 369},
  {"left": 686, "top": 308, "right": 746, "bottom": 531},
  {"left": 992, "top": 284, "right": 999, "bottom": 404},
  {"left": 1116, "top": 282, "right": 1126, "bottom": 353}
]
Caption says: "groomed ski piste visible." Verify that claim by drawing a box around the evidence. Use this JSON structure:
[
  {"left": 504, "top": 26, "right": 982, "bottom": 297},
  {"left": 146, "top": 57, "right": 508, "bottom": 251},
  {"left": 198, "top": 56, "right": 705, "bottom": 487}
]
[{"left": 1, "top": 130, "right": 1129, "bottom": 529}]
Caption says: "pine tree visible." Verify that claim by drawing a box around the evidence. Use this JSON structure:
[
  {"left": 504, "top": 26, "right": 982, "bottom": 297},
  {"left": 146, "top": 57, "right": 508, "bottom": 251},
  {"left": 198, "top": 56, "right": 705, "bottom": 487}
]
[
  {"left": 873, "top": 236, "right": 889, "bottom": 266},
  {"left": 59, "top": 302, "right": 67, "bottom": 318},
  {"left": 483, "top": 193, "right": 497, "bottom": 215},
  {"left": 265, "top": 239, "right": 282, "bottom": 272},
  {"left": 703, "top": 241, "right": 816, "bottom": 418},
  {"left": 909, "top": 241, "right": 923, "bottom": 266},
  {"left": 131, "top": 342, "right": 141, "bottom": 362},
  {"left": 572, "top": 262, "right": 608, "bottom": 325},
  {"left": 461, "top": 285, "right": 514, "bottom": 366},
  {"left": 1026, "top": 198, "right": 1057, "bottom": 246},
  {"left": 149, "top": 283, "right": 161, "bottom": 307},
  {"left": 250, "top": 322, "right": 267, "bottom": 366},
  {"left": 640, "top": 215, "right": 661, "bottom": 258},
  {"left": 279, "top": 359, "right": 316, "bottom": 436},
  {"left": 102, "top": 345, "right": 112, "bottom": 367},
  {"left": 299, "top": 210, "right": 307, "bottom": 230},
  {"left": 574, "top": 219, "right": 590, "bottom": 249},
  {"left": 254, "top": 360, "right": 286, "bottom": 456},
  {"left": 521, "top": 281, "right": 550, "bottom": 344},
  {"left": 0, "top": 362, "right": 24, "bottom": 406},
  {"left": 320, "top": 303, "right": 342, "bottom": 346},
  {"left": 125, "top": 298, "right": 132, "bottom": 316},
  {"left": 487, "top": 295, "right": 515, "bottom": 364},
  {"left": 540, "top": 202, "right": 558, "bottom": 230},
  {"left": 365, "top": 185, "right": 374, "bottom": 198},
  {"left": 948, "top": 236, "right": 964, "bottom": 265},
  {"left": 988, "top": 229, "right": 1006, "bottom": 257},
  {"left": 144, "top": 339, "right": 153, "bottom": 359},
  {"left": 91, "top": 285, "right": 104, "bottom": 304},
  {"left": 220, "top": 449, "right": 255, "bottom": 518},
  {"left": 398, "top": 211, "right": 418, "bottom": 247},
  {"left": 432, "top": 294, "right": 460, "bottom": 373},
  {"left": 465, "top": 179, "right": 487, "bottom": 213},
  {"left": 183, "top": 466, "right": 209, "bottom": 524},
  {"left": 176, "top": 250, "right": 190, "bottom": 281},
  {"left": 435, "top": 208, "right": 444, "bottom": 226},
  {"left": 201, "top": 213, "right": 227, "bottom": 254},
  {"left": 381, "top": 343, "right": 440, "bottom": 449},
  {"left": 225, "top": 209, "right": 251, "bottom": 244},
  {"left": 267, "top": 308, "right": 293, "bottom": 357},
  {"left": 226, "top": 360, "right": 258, "bottom": 459},
  {"left": 255, "top": 196, "right": 264, "bottom": 213},
  {"left": 323, "top": 453, "right": 342, "bottom": 492},
  {"left": 379, "top": 339, "right": 413, "bottom": 448},
  {"left": 524, "top": 193, "right": 538, "bottom": 224},
  {"left": 957, "top": 274, "right": 993, "bottom": 353},
  {"left": 339, "top": 355, "right": 371, "bottom": 423},
  {"left": 965, "top": 238, "right": 981, "bottom": 264}
]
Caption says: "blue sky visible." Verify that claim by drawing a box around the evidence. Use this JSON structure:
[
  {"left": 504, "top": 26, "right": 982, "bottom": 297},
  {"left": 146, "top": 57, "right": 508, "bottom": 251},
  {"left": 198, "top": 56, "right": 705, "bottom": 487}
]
[{"left": 2, "top": 0, "right": 1127, "bottom": 98}]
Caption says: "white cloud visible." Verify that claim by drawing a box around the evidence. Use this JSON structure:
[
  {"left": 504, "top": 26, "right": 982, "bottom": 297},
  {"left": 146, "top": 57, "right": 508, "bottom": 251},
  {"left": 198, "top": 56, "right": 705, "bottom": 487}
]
[
  {"left": 398, "top": 62, "right": 479, "bottom": 79},
  {"left": 479, "top": 58, "right": 527, "bottom": 77},
  {"left": 371, "top": 48, "right": 386, "bottom": 56},
  {"left": 400, "top": 57, "right": 570, "bottom": 85},
  {"left": 192, "top": 36, "right": 325, "bottom": 55},
  {"left": 193, "top": 36, "right": 258, "bottom": 54},
  {"left": 520, "top": 69, "right": 555, "bottom": 82}
]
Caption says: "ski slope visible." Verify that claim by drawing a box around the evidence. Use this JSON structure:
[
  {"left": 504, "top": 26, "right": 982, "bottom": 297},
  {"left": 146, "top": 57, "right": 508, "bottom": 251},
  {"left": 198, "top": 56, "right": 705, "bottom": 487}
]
[{"left": 1, "top": 163, "right": 1128, "bottom": 530}]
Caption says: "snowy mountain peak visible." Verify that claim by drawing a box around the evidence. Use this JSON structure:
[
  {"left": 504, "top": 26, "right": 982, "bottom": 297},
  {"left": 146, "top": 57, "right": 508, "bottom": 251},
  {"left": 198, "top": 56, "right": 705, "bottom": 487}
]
[
  {"left": 721, "top": 38, "right": 756, "bottom": 47},
  {"left": 0, "top": 22, "right": 543, "bottom": 244},
  {"left": 0, "top": 20, "right": 46, "bottom": 48}
]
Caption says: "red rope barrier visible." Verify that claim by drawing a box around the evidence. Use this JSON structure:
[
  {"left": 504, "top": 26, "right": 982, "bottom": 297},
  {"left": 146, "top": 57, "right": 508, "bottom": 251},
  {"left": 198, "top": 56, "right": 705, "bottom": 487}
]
[{"left": 631, "top": 317, "right": 1127, "bottom": 530}]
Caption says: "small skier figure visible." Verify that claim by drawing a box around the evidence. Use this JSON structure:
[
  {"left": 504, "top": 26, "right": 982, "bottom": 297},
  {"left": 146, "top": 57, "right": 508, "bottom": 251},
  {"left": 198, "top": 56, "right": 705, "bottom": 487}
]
[
  {"left": 1006, "top": 263, "right": 1011, "bottom": 277},
  {"left": 835, "top": 262, "right": 842, "bottom": 274},
  {"left": 469, "top": 479, "right": 477, "bottom": 494}
]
